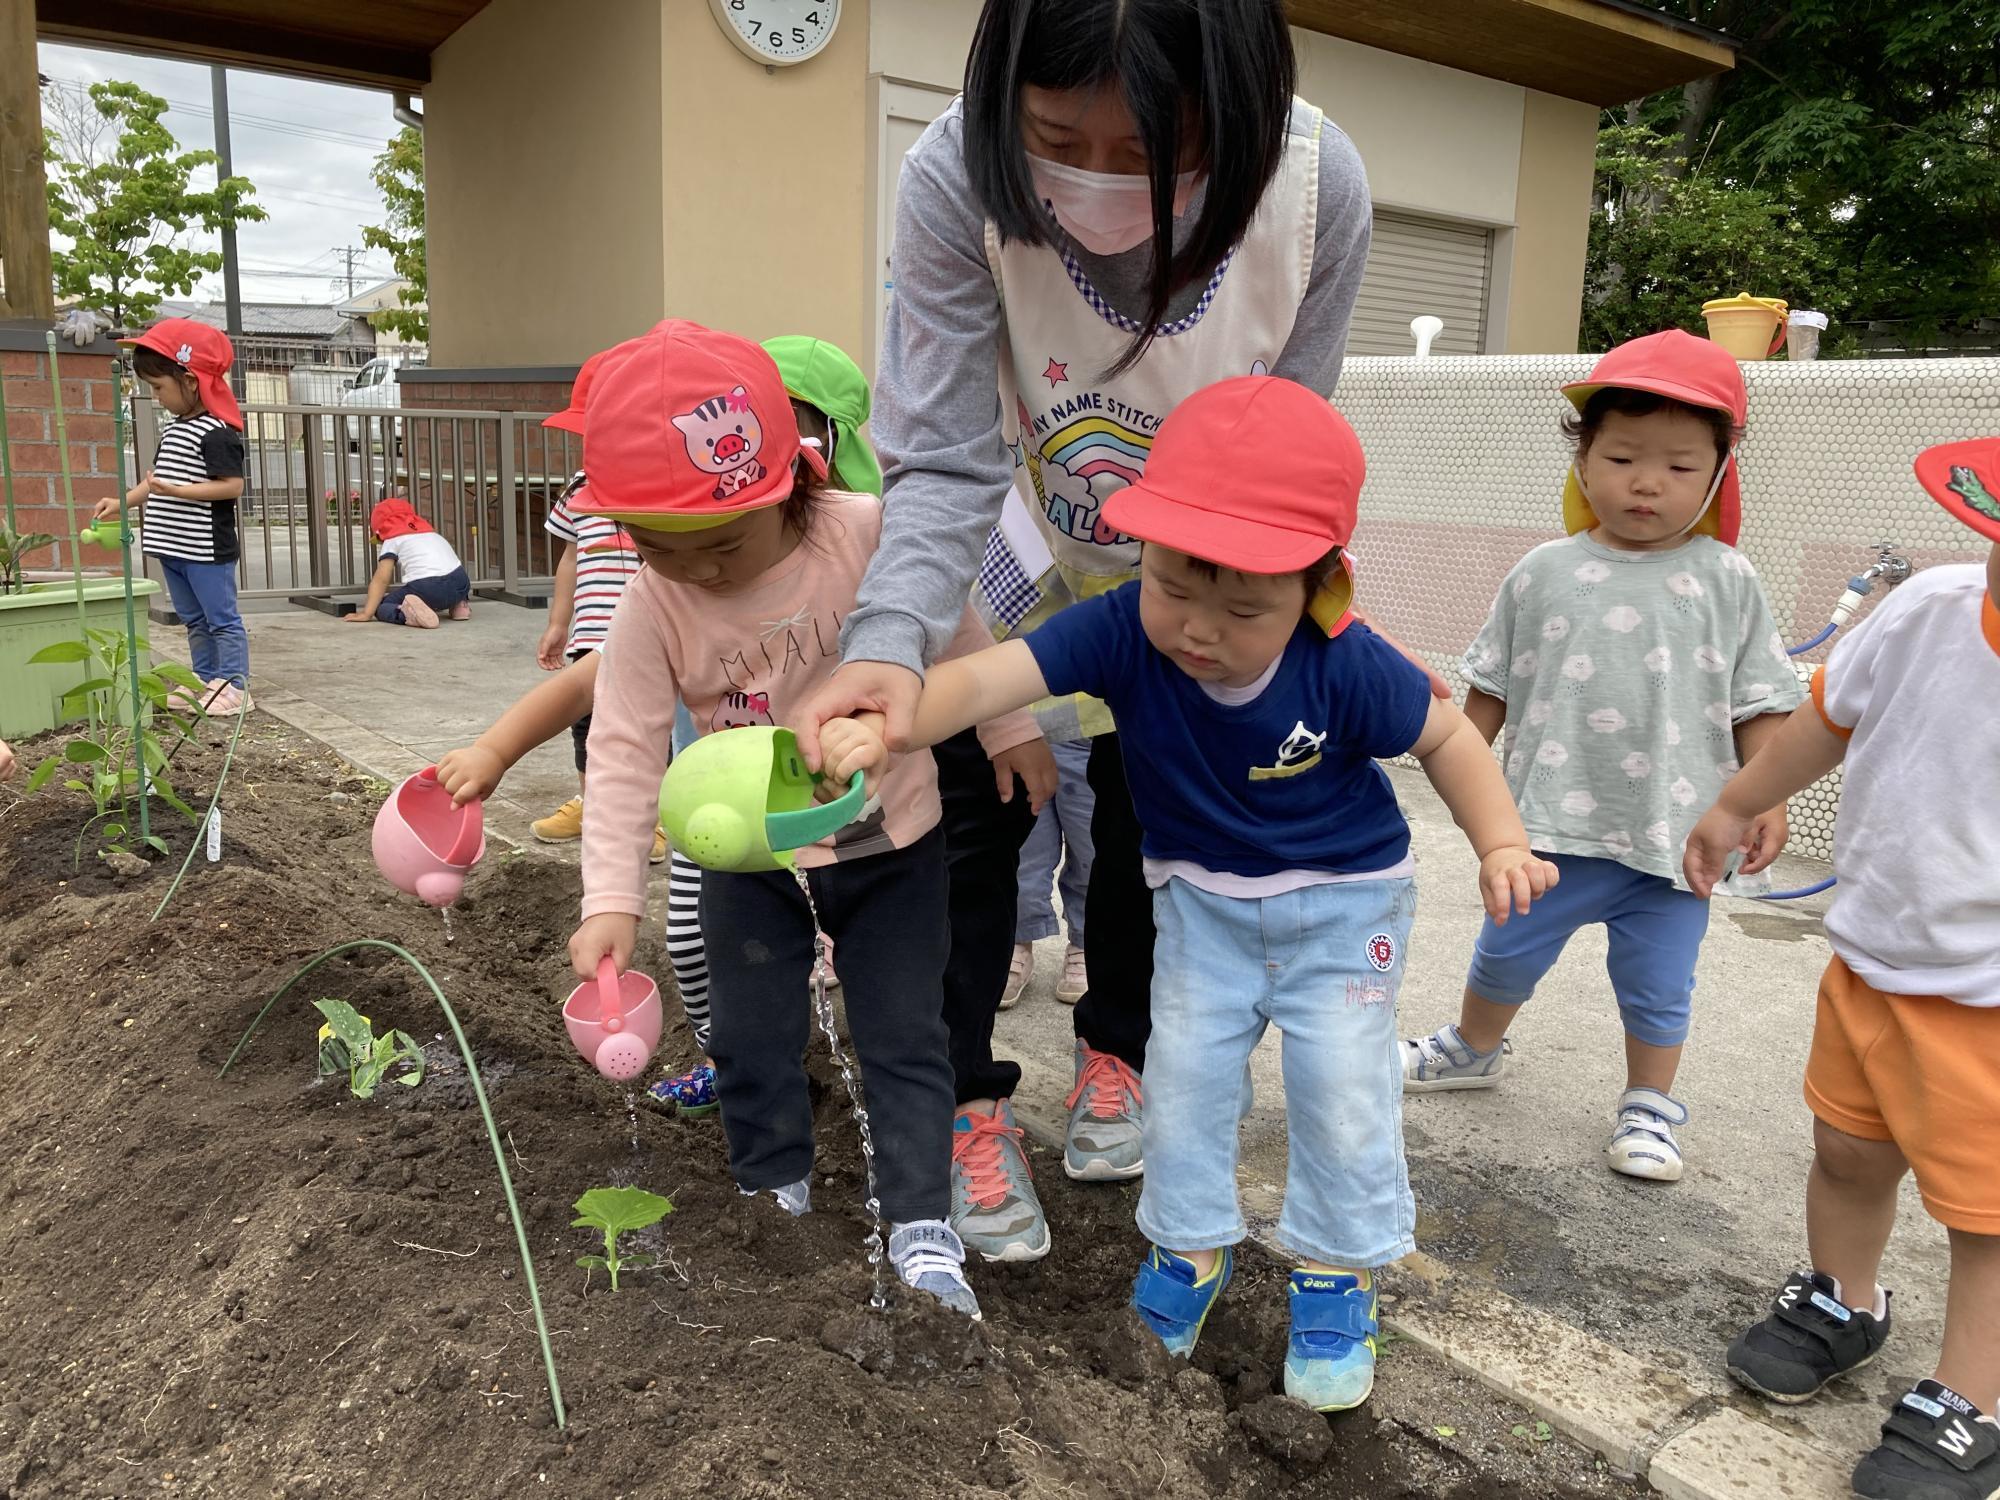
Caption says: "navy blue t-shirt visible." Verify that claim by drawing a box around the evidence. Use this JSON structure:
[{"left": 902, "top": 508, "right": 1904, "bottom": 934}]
[{"left": 1025, "top": 585, "right": 1433, "bottom": 877}]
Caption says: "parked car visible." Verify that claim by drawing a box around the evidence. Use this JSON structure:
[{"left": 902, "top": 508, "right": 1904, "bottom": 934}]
[{"left": 338, "top": 351, "right": 425, "bottom": 452}]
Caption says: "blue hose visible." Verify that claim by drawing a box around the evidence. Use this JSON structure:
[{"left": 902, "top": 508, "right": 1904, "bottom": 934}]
[{"left": 1787, "top": 621, "right": 1837, "bottom": 656}]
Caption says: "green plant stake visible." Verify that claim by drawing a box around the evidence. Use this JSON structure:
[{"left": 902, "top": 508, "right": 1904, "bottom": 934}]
[
  {"left": 106, "top": 356, "right": 149, "bottom": 850},
  {"left": 46, "top": 332, "right": 95, "bottom": 739},
  {"left": 221, "top": 939, "right": 566, "bottom": 1430},
  {"left": 572, "top": 1186, "right": 673, "bottom": 1291},
  {"left": 312, "top": 998, "right": 426, "bottom": 1097}
]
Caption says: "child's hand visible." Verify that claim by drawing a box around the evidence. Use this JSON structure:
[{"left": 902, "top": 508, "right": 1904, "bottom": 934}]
[
  {"left": 342, "top": 609, "right": 373, "bottom": 624},
  {"left": 0, "top": 740, "right": 15, "bottom": 781},
  {"left": 819, "top": 715, "right": 890, "bottom": 798},
  {"left": 1684, "top": 804, "right": 1757, "bottom": 897},
  {"left": 1478, "top": 847, "right": 1559, "bottom": 924},
  {"left": 435, "top": 746, "right": 503, "bottom": 805},
  {"left": 1738, "top": 805, "right": 1789, "bottom": 876},
  {"left": 992, "top": 739, "right": 1059, "bottom": 814},
  {"left": 536, "top": 621, "right": 567, "bottom": 671},
  {"left": 91, "top": 495, "right": 122, "bottom": 523},
  {"left": 570, "top": 914, "right": 638, "bottom": 981}
]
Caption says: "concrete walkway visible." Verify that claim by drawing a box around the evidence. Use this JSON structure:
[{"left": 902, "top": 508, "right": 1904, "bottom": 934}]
[{"left": 232, "top": 597, "right": 1945, "bottom": 1498}]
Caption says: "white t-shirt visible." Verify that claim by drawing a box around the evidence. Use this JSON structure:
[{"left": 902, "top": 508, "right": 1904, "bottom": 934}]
[
  {"left": 1817, "top": 563, "right": 2000, "bottom": 1006},
  {"left": 377, "top": 531, "right": 460, "bottom": 583}
]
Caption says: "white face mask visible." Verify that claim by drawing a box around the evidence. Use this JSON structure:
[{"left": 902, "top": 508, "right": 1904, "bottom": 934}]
[{"left": 1027, "top": 156, "right": 1198, "bottom": 257}]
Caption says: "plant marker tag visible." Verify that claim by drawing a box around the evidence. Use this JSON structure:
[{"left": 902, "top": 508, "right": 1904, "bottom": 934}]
[{"left": 206, "top": 807, "right": 222, "bottom": 862}]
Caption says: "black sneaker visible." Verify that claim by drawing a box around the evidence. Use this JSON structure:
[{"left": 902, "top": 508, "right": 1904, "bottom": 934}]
[
  {"left": 1726, "top": 1271, "right": 1891, "bottom": 1403},
  {"left": 1852, "top": 1380, "right": 2000, "bottom": 1500}
]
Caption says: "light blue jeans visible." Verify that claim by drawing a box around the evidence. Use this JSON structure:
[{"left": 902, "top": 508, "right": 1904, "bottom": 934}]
[
  {"left": 1015, "top": 737, "right": 1095, "bottom": 946},
  {"left": 157, "top": 556, "right": 248, "bottom": 688},
  {"left": 1137, "top": 875, "right": 1419, "bottom": 1269}
]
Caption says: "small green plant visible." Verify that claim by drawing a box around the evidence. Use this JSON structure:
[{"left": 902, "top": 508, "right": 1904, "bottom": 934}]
[
  {"left": 313, "top": 999, "right": 426, "bottom": 1098},
  {"left": 1511, "top": 1421, "right": 1554, "bottom": 1445},
  {"left": 23, "top": 626, "right": 207, "bottom": 860},
  {"left": 572, "top": 1186, "right": 673, "bottom": 1291},
  {"left": 0, "top": 525, "right": 57, "bottom": 595}
]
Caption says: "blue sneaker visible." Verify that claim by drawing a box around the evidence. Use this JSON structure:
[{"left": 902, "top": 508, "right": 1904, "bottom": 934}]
[
  {"left": 1284, "top": 1270, "right": 1380, "bottom": 1411},
  {"left": 645, "top": 1062, "right": 718, "bottom": 1117},
  {"left": 1131, "top": 1245, "right": 1232, "bottom": 1357}
]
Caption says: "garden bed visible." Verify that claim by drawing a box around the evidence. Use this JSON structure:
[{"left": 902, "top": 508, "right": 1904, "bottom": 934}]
[{"left": 0, "top": 719, "right": 1639, "bottom": 1500}]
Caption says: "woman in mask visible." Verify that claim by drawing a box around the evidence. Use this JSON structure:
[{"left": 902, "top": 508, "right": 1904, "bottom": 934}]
[{"left": 794, "top": 0, "right": 1385, "bottom": 1269}]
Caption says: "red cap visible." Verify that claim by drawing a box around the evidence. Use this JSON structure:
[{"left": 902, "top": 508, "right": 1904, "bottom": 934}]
[
  {"left": 543, "top": 344, "right": 637, "bottom": 435},
  {"left": 1561, "top": 329, "right": 1746, "bottom": 546},
  {"left": 569, "top": 320, "right": 826, "bottom": 530},
  {"left": 1103, "top": 376, "right": 1361, "bottom": 636},
  {"left": 119, "top": 318, "right": 243, "bottom": 431},
  {"left": 1913, "top": 438, "right": 2000, "bottom": 545},
  {"left": 370, "top": 497, "right": 433, "bottom": 540}
]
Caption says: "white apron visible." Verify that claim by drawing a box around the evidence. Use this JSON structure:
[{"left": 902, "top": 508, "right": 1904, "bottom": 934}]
[{"left": 976, "top": 102, "right": 1323, "bottom": 738}]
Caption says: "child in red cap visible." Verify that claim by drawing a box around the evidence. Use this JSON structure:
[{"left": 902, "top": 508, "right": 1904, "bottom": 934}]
[
  {"left": 561, "top": 320, "right": 1055, "bottom": 1321},
  {"left": 1400, "top": 329, "right": 1802, "bottom": 1184},
  {"left": 92, "top": 318, "right": 250, "bottom": 713},
  {"left": 344, "top": 498, "right": 472, "bottom": 628},
  {"left": 1685, "top": 444, "right": 2000, "bottom": 1500},
  {"left": 819, "top": 374, "right": 1557, "bottom": 1410}
]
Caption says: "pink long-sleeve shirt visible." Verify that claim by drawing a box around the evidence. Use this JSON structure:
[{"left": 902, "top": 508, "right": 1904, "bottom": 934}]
[{"left": 581, "top": 491, "right": 1042, "bottom": 919}]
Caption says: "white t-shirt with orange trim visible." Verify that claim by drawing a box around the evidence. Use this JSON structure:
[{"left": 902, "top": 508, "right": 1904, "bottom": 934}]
[{"left": 1812, "top": 563, "right": 2000, "bottom": 1005}]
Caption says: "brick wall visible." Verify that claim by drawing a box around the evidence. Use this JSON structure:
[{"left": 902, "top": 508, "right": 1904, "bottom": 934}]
[
  {"left": 1, "top": 344, "right": 121, "bottom": 575},
  {"left": 402, "top": 378, "right": 575, "bottom": 413}
]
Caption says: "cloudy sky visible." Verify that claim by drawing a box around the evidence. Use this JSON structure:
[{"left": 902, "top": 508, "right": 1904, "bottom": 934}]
[{"left": 38, "top": 42, "right": 405, "bottom": 307}]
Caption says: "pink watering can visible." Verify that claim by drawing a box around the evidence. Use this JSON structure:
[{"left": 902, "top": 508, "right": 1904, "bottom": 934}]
[
  {"left": 563, "top": 956, "right": 663, "bottom": 1082},
  {"left": 371, "top": 767, "right": 486, "bottom": 907}
]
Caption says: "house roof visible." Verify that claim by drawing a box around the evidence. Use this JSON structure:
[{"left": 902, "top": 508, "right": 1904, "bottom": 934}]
[{"left": 155, "top": 300, "right": 368, "bottom": 339}]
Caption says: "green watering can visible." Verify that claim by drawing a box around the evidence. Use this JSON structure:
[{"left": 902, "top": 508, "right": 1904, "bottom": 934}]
[
  {"left": 659, "top": 725, "right": 868, "bottom": 872},
  {"left": 78, "top": 518, "right": 129, "bottom": 551}
]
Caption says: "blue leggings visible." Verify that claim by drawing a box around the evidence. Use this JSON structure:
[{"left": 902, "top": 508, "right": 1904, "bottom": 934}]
[{"left": 375, "top": 566, "right": 470, "bottom": 622}]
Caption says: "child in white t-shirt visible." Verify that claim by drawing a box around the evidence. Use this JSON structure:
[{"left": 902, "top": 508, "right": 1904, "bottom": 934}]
[
  {"left": 345, "top": 499, "right": 471, "bottom": 629},
  {"left": 1685, "top": 439, "right": 2000, "bottom": 1500}
]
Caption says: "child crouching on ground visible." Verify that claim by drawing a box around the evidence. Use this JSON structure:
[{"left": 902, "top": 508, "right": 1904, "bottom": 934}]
[
  {"left": 346, "top": 499, "right": 471, "bottom": 628},
  {"left": 818, "top": 376, "right": 1557, "bottom": 1407},
  {"left": 1401, "top": 330, "right": 1802, "bottom": 1182},
  {"left": 1686, "top": 440, "right": 2000, "bottom": 1500},
  {"left": 563, "top": 321, "right": 1054, "bottom": 1320}
]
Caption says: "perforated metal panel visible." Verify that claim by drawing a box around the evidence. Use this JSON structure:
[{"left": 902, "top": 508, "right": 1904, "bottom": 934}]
[
  {"left": 1336, "top": 354, "right": 2000, "bottom": 859},
  {"left": 1347, "top": 212, "right": 1492, "bottom": 356}
]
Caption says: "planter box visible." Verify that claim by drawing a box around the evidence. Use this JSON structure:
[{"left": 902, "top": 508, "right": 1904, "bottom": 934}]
[{"left": 0, "top": 578, "right": 162, "bottom": 739}]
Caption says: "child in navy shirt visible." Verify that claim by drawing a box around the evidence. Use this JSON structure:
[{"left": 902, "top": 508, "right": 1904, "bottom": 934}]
[{"left": 820, "top": 376, "right": 1558, "bottom": 1412}]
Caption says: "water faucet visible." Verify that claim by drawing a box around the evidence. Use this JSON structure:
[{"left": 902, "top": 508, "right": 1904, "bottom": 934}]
[{"left": 1831, "top": 541, "right": 1911, "bottom": 626}]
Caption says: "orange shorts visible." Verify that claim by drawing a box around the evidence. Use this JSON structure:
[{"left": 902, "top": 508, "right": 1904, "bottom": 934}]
[{"left": 1805, "top": 957, "right": 2000, "bottom": 1233}]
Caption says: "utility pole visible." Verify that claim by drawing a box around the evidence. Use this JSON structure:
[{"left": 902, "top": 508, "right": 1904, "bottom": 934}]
[
  {"left": 210, "top": 65, "right": 245, "bottom": 401},
  {"left": 330, "top": 244, "right": 368, "bottom": 300}
]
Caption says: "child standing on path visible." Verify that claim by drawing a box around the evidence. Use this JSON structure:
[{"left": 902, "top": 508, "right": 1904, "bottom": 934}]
[
  {"left": 1401, "top": 330, "right": 1802, "bottom": 1183},
  {"left": 1686, "top": 441, "right": 2000, "bottom": 1500},
  {"left": 1002, "top": 739, "right": 1094, "bottom": 1008},
  {"left": 92, "top": 319, "right": 249, "bottom": 712},
  {"left": 564, "top": 322, "right": 1053, "bottom": 1321},
  {"left": 820, "top": 377, "right": 1557, "bottom": 1409},
  {"left": 346, "top": 499, "right": 471, "bottom": 628}
]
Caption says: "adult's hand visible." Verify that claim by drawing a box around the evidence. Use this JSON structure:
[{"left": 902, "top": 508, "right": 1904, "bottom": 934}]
[{"left": 792, "top": 660, "right": 923, "bottom": 770}]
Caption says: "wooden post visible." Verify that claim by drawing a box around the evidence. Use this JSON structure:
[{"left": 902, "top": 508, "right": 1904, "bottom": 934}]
[{"left": 0, "top": 0, "right": 55, "bottom": 321}]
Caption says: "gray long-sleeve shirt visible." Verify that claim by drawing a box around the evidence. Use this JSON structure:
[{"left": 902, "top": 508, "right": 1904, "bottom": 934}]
[{"left": 843, "top": 95, "right": 1374, "bottom": 675}]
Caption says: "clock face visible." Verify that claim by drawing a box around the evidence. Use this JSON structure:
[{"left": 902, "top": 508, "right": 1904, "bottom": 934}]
[{"left": 707, "top": 0, "right": 841, "bottom": 66}]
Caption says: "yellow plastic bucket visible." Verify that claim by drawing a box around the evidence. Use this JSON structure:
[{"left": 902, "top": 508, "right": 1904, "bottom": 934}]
[{"left": 1701, "top": 293, "right": 1789, "bottom": 360}]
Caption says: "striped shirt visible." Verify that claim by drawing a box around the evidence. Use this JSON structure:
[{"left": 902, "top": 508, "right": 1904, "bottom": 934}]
[
  {"left": 545, "top": 484, "right": 642, "bottom": 656},
  {"left": 142, "top": 412, "right": 245, "bottom": 564}
]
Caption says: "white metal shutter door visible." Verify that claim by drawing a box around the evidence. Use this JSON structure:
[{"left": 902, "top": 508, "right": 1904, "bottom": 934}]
[{"left": 1347, "top": 211, "right": 1492, "bottom": 356}]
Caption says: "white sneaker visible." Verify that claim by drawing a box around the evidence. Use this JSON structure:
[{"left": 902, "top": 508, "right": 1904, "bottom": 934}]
[
  {"left": 999, "top": 942, "right": 1032, "bottom": 1010},
  {"left": 739, "top": 1177, "right": 812, "bottom": 1216},
  {"left": 1606, "top": 1088, "right": 1687, "bottom": 1182},
  {"left": 890, "top": 1220, "right": 981, "bottom": 1320},
  {"left": 1055, "top": 943, "right": 1087, "bottom": 1005},
  {"left": 1401, "top": 1024, "right": 1507, "bottom": 1093}
]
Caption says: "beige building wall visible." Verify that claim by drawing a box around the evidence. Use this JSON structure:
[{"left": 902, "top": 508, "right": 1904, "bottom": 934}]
[
  {"left": 1502, "top": 91, "right": 1599, "bottom": 353},
  {"left": 657, "top": 0, "right": 872, "bottom": 360}
]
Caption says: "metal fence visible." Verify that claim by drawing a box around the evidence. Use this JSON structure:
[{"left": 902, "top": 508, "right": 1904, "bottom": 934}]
[{"left": 131, "top": 396, "right": 576, "bottom": 603}]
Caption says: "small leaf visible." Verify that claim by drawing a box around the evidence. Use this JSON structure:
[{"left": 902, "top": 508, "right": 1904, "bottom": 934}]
[
  {"left": 1512, "top": 1425, "right": 1528, "bottom": 1439},
  {"left": 143, "top": 835, "right": 170, "bottom": 855},
  {"left": 1533, "top": 1422, "right": 1553, "bottom": 1443},
  {"left": 28, "top": 640, "right": 92, "bottom": 664},
  {"left": 25, "top": 758, "right": 61, "bottom": 793},
  {"left": 60, "top": 677, "right": 116, "bottom": 704},
  {"left": 102, "top": 823, "right": 125, "bottom": 840},
  {"left": 156, "top": 661, "right": 206, "bottom": 692},
  {"left": 153, "top": 784, "right": 198, "bottom": 822},
  {"left": 63, "top": 741, "right": 108, "bottom": 763},
  {"left": 312, "top": 999, "right": 376, "bottom": 1062},
  {"left": 572, "top": 1186, "right": 673, "bottom": 1236},
  {"left": 1434, "top": 1426, "right": 1457, "bottom": 1438},
  {"left": 63, "top": 779, "right": 90, "bottom": 794},
  {"left": 574, "top": 1255, "right": 609, "bottom": 1271}
]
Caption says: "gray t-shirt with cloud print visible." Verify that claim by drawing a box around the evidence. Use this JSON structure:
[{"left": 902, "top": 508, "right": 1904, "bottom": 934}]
[{"left": 1463, "top": 533, "right": 1803, "bottom": 889}]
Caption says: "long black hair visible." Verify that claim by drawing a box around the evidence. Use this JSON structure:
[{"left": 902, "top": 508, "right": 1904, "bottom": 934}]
[{"left": 963, "top": 0, "right": 1296, "bottom": 375}]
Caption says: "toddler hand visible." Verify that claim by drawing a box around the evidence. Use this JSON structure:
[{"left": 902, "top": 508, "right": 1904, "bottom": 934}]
[
  {"left": 435, "top": 746, "right": 503, "bottom": 805},
  {"left": 1479, "top": 846, "right": 1559, "bottom": 924},
  {"left": 1684, "top": 804, "right": 1755, "bottom": 897},
  {"left": 818, "top": 715, "right": 889, "bottom": 799},
  {"left": 536, "top": 622, "right": 567, "bottom": 671},
  {"left": 569, "top": 913, "right": 637, "bottom": 981},
  {"left": 1738, "top": 805, "right": 1789, "bottom": 876},
  {"left": 0, "top": 740, "right": 15, "bottom": 781},
  {"left": 992, "top": 738, "right": 1059, "bottom": 814},
  {"left": 342, "top": 609, "right": 373, "bottom": 624},
  {"left": 91, "top": 495, "right": 121, "bottom": 523}
]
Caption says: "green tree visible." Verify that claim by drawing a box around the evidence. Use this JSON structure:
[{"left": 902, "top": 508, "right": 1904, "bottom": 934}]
[
  {"left": 1591, "top": 0, "right": 2000, "bottom": 350},
  {"left": 43, "top": 80, "right": 267, "bottom": 332},
  {"left": 360, "top": 127, "right": 427, "bottom": 342}
]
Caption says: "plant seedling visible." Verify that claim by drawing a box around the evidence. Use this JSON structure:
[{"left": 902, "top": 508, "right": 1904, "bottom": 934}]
[
  {"left": 313, "top": 998, "right": 425, "bottom": 1098},
  {"left": 572, "top": 1186, "right": 673, "bottom": 1292}
]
